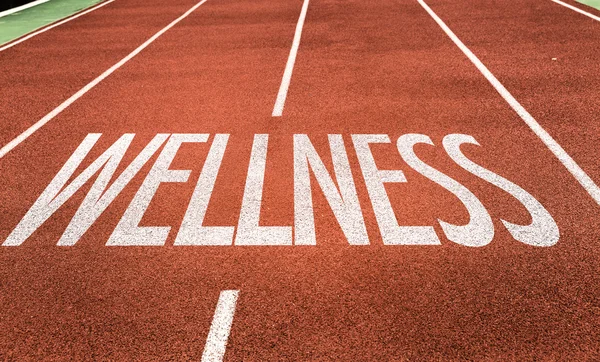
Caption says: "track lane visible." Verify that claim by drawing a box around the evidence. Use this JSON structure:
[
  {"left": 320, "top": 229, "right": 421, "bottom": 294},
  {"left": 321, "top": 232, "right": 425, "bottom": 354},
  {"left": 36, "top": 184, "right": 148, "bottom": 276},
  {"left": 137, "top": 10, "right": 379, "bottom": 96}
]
[
  {"left": 0, "top": 0, "right": 308, "bottom": 359},
  {"left": 228, "top": 0, "right": 600, "bottom": 358},
  {"left": 420, "top": 0, "right": 600, "bottom": 204},
  {"left": 0, "top": 0, "right": 206, "bottom": 147}
]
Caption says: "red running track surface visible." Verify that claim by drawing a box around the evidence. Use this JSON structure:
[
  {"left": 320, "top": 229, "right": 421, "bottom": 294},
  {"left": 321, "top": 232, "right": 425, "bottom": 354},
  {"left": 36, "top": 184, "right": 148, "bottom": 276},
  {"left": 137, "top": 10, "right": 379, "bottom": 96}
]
[{"left": 1, "top": 0, "right": 599, "bottom": 359}]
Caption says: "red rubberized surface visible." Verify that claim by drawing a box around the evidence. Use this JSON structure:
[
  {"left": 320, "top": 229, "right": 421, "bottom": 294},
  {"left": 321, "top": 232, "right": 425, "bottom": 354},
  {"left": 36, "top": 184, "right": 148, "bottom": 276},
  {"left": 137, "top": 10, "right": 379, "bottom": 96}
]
[{"left": 1, "top": 0, "right": 599, "bottom": 360}]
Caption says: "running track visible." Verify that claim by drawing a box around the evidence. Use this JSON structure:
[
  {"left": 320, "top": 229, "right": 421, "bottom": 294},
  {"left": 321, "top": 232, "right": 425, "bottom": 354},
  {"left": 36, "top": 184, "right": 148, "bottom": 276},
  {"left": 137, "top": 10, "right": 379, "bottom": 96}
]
[{"left": 1, "top": 0, "right": 600, "bottom": 359}]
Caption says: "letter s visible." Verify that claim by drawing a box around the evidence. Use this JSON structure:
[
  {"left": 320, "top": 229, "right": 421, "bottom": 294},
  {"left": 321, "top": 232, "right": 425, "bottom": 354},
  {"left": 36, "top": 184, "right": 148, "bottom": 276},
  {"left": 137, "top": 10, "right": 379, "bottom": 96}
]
[
  {"left": 397, "top": 134, "right": 494, "bottom": 247},
  {"left": 443, "top": 134, "right": 559, "bottom": 247}
]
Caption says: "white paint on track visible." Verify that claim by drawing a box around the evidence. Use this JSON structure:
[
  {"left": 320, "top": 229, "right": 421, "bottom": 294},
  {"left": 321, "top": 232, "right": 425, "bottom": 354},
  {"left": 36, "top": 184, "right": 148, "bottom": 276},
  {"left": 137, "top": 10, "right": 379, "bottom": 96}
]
[
  {"left": 0, "top": 0, "right": 209, "bottom": 159},
  {"left": 272, "top": 0, "right": 310, "bottom": 117},
  {"left": 551, "top": 0, "right": 600, "bottom": 22},
  {"left": 0, "top": 0, "right": 116, "bottom": 52},
  {"left": 0, "top": 0, "right": 49, "bottom": 18},
  {"left": 417, "top": 0, "right": 600, "bottom": 206},
  {"left": 201, "top": 290, "right": 240, "bottom": 362}
]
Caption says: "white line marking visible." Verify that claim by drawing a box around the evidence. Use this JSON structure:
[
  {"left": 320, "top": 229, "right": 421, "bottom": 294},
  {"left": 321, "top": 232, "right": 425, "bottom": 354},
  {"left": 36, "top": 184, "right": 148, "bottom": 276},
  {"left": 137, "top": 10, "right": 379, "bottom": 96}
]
[
  {"left": 0, "top": 0, "right": 209, "bottom": 159},
  {"left": 0, "top": 0, "right": 116, "bottom": 52},
  {"left": 551, "top": 0, "right": 600, "bottom": 22},
  {"left": 272, "top": 0, "right": 310, "bottom": 117},
  {"left": 201, "top": 290, "right": 240, "bottom": 362},
  {"left": 0, "top": 0, "right": 49, "bottom": 18},
  {"left": 417, "top": 0, "right": 600, "bottom": 206}
]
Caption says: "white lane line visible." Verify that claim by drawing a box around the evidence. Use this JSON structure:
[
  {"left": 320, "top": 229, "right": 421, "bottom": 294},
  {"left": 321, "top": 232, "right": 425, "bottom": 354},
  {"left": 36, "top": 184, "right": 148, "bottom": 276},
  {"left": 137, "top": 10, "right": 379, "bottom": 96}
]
[
  {"left": 0, "top": 0, "right": 50, "bottom": 18},
  {"left": 0, "top": 0, "right": 116, "bottom": 52},
  {"left": 551, "top": 0, "right": 600, "bottom": 22},
  {"left": 417, "top": 0, "right": 600, "bottom": 206},
  {"left": 201, "top": 290, "right": 240, "bottom": 362},
  {"left": 0, "top": 0, "right": 209, "bottom": 159},
  {"left": 272, "top": 0, "right": 310, "bottom": 117}
]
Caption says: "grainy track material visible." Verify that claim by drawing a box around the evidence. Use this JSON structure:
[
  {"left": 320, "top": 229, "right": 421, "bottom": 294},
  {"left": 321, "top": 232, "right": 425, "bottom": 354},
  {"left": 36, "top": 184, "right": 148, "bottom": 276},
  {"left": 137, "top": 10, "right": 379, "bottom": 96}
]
[{"left": 1, "top": 0, "right": 599, "bottom": 360}]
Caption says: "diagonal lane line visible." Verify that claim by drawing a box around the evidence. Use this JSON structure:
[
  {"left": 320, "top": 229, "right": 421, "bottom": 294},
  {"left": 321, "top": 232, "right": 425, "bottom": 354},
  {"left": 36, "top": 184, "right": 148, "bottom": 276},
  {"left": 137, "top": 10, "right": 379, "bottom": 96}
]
[
  {"left": 551, "top": 0, "right": 600, "bottom": 22},
  {"left": 0, "top": 0, "right": 209, "bottom": 159},
  {"left": 417, "top": 0, "right": 600, "bottom": 206},
  {"left": 272, "top": 0, "right": 311, "bottom": 117},
  {"left": 0, "top": 0, "right": 117, "bottom": 52},
  {"left": 201, "top": 290, "right": 240, "bottom": 362}
]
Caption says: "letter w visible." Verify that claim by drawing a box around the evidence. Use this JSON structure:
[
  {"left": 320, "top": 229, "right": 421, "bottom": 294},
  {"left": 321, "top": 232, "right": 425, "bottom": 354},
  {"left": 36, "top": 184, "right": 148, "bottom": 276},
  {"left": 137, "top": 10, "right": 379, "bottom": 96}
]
[{"left": 3, "top": 133, "right": 169, "bottom": 246}]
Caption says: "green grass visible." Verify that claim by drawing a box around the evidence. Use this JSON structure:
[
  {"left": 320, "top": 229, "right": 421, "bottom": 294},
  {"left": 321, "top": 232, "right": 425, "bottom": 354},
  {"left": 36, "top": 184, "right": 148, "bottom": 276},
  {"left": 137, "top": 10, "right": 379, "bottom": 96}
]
[
  {"left": 0, "top": 0, "right": 103, "bottom": 46},
  {"left": 576, "top": 0, "right": 600, "bottom": 11}
]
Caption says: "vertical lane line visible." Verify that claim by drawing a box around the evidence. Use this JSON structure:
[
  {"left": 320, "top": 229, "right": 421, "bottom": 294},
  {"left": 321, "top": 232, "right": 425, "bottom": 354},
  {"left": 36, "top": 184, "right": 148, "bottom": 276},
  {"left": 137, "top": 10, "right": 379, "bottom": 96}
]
[
  {"left": 0, "top": 0, "right": 209, "bottom": 159},
  {"left": 201, "top": 290, "right": 240, "bottom": 362},
  {"left": 551, "top": 0, "right": 600, "bottom": 22},
  {"left": 272, "top": 0, "right": 310, "bottom": 117},
  {"left": 0, "top": 0, "right": 117, "bottom": 52},
  {"left": 417, "top": 0, "right": 600, "bottom": 206}
]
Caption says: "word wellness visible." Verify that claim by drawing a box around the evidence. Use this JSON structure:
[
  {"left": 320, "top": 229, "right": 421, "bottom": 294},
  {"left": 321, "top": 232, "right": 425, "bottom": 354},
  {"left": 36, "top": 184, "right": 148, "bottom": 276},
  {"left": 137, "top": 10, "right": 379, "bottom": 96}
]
[{"left": 4, "top": 133, "right": 558, "bottom": 247}]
